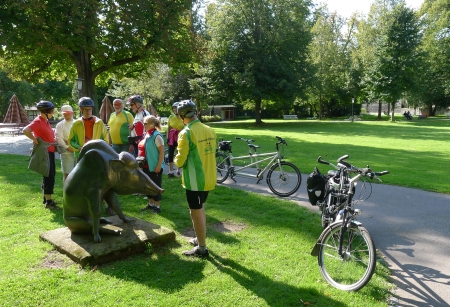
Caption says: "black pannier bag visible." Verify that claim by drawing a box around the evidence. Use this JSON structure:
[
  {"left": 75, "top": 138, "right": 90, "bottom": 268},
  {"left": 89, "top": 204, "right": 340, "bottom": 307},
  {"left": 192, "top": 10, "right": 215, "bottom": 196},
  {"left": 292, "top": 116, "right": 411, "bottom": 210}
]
[
  {"left": 218, "top": 141, "right": 231, "bottom": 152},
  {"left": 306, "top": 167, "right": 327, "bottom": 206}
]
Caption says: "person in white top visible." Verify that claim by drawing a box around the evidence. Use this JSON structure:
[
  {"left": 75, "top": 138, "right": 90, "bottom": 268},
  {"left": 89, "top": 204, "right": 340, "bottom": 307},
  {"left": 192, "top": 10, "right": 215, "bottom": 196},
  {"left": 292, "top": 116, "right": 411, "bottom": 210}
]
[
  {"left": 55, "top": 105, "right": 76, "bottom": 181},
  {"left": 127, "top": 94, "right": 149, "bottom": 157}
]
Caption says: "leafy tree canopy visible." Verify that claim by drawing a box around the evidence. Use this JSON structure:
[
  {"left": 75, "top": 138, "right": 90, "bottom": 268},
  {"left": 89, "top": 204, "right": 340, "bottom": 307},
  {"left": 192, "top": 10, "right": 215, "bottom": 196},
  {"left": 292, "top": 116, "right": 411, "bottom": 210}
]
[
  {"left": 206, "top": 0, "right": 313, "bottom": 123},
  {"left": 0, "top": 0, "right": 196, "bottom": 109}
]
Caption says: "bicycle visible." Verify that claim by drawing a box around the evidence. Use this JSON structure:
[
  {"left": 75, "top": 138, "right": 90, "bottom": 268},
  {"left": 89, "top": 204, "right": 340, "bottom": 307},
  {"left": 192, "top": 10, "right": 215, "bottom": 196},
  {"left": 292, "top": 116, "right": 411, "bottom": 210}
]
[
  {"left": 215, "top": 136, "right": 301, "bottom": 197},
  {"left": 309, "top": 155, "right": 389, "bottom": 291}
]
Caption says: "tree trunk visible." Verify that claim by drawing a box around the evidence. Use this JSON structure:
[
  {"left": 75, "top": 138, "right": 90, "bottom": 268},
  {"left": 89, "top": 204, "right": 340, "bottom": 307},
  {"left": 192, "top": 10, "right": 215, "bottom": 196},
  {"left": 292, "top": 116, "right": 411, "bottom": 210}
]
[
  {"left": 377, "top": 100, "right": 382, "bottom": 120},
  {"left": 255, "top": 97, "right": 262, "bottom": 124},
  {"left": 319, "top": 94, "right": 323, "bottom": 120},
  {"left": 73, "top": 49, "right": 99, "bottom": 115},
  {"left": 430, "top": 104, "right": 436, "bottom": 116}
]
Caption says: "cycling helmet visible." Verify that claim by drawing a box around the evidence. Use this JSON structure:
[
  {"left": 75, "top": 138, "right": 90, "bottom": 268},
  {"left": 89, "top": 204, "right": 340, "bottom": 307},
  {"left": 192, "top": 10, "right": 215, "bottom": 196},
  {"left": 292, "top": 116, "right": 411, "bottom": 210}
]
[
  {"left": 36, "top": 100, "right": 55, "bottom": 112},
  {"left": 78, "top": 97, "right": 95, "bottom": 107},
  {"left": 177, "top": 100, "right": 197, "bottom": 118},
  {"left": 127, "top": 94, "right": 143, "bottom": 105},
  {"left": 172, "top": 101, "right": 179, "bottom": 108}
]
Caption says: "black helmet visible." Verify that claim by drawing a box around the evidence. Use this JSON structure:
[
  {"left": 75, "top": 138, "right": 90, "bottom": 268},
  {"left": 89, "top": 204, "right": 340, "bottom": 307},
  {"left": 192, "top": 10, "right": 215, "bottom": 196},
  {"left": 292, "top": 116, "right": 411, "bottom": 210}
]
[
  {"left": 127, "top": 94, "right": 143, "bottom": 105},
  {"left": 177, "top": 100, "right": 197, "bottom": 118},
  {"left": 36, "top": 100, "right": 55, "bottom": 112},
  {"left": 78, "top": 97, "right": 95, "bottom": 107}
]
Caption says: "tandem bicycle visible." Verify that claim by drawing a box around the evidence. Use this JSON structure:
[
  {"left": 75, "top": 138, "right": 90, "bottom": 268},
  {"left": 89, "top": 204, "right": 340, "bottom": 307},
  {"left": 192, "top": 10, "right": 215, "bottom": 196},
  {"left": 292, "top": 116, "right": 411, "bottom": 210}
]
[{"left": 215, "top": 136, "right": 301, "bottom": 197}]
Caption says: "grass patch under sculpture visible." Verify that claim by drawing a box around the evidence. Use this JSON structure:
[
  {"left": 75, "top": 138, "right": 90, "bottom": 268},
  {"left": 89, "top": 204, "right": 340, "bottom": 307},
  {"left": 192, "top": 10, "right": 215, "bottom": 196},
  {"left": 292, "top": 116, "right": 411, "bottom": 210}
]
[{"left": 0, "top": 153, "right": 392, "bottom": 307}]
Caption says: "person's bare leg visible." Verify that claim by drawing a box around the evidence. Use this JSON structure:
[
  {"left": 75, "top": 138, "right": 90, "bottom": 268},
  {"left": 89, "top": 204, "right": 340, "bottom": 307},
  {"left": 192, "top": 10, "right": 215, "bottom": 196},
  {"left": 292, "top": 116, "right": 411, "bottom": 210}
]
[{"left": 190, "top": 205, "right": 206, "bottom": 247}]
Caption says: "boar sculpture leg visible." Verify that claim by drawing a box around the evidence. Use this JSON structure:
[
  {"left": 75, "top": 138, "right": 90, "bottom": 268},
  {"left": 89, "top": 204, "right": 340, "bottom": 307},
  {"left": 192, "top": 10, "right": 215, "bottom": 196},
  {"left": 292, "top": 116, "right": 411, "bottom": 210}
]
[{"left": 63, "top": 140, "right": 163, "bottom": 243}]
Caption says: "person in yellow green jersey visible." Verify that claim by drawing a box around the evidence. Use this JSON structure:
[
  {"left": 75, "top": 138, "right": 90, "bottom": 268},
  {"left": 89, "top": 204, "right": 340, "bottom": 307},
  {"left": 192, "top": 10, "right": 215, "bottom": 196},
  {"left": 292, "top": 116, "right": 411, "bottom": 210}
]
[
  {"left": 108, "top": 98, "right": 134, "bottom": 154},
  {"left": 167, "top": 101, "right": 185, "bottom": 178},
  {"left": 68, "top": 97, "right": 109, "bottom": 159},
  {"left": 174, "top": 100, "right": 217, "bottom": 257}
]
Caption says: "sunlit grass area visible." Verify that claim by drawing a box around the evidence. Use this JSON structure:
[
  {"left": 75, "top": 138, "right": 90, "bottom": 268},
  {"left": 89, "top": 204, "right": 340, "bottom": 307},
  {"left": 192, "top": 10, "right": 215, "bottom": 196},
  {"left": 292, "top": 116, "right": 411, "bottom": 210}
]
[
  {"left": 210, "top": 118, "right": 450, "bottom": 193},
  {"left": 0, "top": 152, "right": 393, "bottom": 307}
]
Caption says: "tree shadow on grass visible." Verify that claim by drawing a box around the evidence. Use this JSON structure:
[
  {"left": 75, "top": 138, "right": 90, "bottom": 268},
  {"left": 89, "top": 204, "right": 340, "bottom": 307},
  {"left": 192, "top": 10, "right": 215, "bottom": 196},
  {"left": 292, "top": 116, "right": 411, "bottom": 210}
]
[
  {"left": 99, "top": 242, "right": 208, "bottom": 293},
  {"left": 98, "top": 246, "right": 347, "bottom": 306},
  {"left": 207, "top": 251, "right": 347, "bottom": 307}
]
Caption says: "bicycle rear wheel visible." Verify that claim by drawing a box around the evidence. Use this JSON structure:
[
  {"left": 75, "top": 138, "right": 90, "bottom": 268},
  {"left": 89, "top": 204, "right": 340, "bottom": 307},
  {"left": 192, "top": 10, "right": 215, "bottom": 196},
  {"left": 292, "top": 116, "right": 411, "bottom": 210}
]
[
  {"left": 266, "top": 161, "right": 301, "bottom": 197},
  {"left": 216, "top": 152, "right": 230, "bottom": 183},
  {"left": 318, "top": 223, "right": 376, "bottom": 291}
]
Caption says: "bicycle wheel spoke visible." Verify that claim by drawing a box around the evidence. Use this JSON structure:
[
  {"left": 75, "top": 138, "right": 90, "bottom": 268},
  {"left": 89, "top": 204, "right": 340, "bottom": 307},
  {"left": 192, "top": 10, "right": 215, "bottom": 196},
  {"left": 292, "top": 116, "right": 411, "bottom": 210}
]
[
  {"left": 318, "top": 224, "right": 376, "bottom": 291},
  {"left": 267, "top": 162, "right": 301, "bottom": 197}
]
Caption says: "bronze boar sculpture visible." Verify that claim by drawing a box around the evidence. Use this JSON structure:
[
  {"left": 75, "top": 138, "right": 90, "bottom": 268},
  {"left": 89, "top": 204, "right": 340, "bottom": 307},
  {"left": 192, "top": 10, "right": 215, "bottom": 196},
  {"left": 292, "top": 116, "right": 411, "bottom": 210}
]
[{"left": 63, "top": 140, "right": 163, "bottom": 243}]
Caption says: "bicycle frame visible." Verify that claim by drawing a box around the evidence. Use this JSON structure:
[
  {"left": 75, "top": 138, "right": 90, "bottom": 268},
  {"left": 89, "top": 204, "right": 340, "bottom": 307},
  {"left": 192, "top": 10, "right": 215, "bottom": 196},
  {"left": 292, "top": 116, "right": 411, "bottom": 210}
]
[
  {"left": 335, "top": 173, "right": 362, "bottom": 256},
  {"left": 227, "top": 150, "right": 282, "bottom": 180},
  {"left": 216, "top": 136, "right": 302, "bottom": 197}
]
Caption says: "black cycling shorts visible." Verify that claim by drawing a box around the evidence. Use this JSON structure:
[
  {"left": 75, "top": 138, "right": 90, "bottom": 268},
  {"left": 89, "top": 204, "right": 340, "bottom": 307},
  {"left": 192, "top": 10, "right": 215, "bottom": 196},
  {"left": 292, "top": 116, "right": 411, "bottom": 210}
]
[{"left": 185, "top": 190, "right": 209, "bottom": 210}]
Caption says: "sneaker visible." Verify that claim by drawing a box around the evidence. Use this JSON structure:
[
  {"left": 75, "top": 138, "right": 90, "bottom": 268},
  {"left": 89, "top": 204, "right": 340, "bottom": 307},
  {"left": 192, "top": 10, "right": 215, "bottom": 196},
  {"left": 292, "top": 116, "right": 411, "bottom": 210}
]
[
  {"left": 43, "top": 198, "right": 57, "bottom": 205},
  {"left": 105, "top": 206, "right": 117, "bottom": 216},
  {"left": 189, "top": 237, "right": 199, "bottom": 246},
  {"left": 182, "top": 246, "right": 209, "bottom": 258},
  {"left": 151, "top": 206, "right": 161, "bottom": 214},
  {"left": 176, "top": 170, "right": 181, "bottom": 176},
  {"left": 141, "top": 204, "right": 156, "bottom": 211},
  {"left": 168, "top": 173, "right": 175, "bottom": 178},
  {"left": 45, "top": 200, "right": 60, "bottom": 210}
]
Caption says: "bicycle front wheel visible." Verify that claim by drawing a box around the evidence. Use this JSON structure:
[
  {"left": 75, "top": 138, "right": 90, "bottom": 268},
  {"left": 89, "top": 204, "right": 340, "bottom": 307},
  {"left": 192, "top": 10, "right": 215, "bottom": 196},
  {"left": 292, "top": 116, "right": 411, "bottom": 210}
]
[
  {"left": 318, "top": 223, "right": 376, "bottom": 291},
  {"left": 216, "top": 152, "right": 230, "bottom": 183},
  {"left": 266, "top": 161, "right": 301, "bottom": 197}
]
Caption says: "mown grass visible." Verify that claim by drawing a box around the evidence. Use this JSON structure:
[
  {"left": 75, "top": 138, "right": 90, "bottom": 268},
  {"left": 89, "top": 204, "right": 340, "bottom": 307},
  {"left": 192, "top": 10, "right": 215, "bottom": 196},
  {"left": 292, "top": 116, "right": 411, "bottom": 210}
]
[
  {"left": 210, "top": 117, "right": 450, "bottom": 194},
  {"left": 0, "top": 151, "right": 392, "bottom": 307}
]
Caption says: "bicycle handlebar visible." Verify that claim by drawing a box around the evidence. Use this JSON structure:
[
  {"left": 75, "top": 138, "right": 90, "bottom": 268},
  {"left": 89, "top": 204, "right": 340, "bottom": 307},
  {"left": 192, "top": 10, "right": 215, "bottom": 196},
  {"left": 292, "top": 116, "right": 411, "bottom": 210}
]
[
  {"left": 275, "top": 136, "right": 287, "bottom": 146},
  {"left": 317, "top": 155, "right": 390, "bottom": 181},
  {"left": 317, "top": 156, "right": 329, "bottom": 165}
]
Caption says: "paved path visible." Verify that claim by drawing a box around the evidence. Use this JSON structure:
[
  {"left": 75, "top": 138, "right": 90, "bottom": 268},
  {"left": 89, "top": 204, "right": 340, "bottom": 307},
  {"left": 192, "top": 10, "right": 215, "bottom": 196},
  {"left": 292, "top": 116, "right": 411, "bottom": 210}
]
[
  {"left": 217, "top": 172, "right": 450, "bottom": 307},
  {"left": 2, "top": 135, "right": 449, "bottom": 306}
]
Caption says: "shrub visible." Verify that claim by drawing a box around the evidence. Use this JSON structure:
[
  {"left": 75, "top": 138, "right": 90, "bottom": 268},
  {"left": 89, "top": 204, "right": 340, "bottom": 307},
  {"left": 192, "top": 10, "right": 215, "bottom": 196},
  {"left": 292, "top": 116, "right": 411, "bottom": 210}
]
[{"left": 202, "top": 115, "right": 222, "bottom": 122}]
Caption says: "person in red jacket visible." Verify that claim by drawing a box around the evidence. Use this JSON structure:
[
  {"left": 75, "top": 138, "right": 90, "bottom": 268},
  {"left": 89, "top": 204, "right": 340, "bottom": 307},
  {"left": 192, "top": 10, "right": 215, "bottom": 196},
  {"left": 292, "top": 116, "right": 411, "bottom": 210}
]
[{"left": 23, "top": 100, "right": 59, "bottom": 210}]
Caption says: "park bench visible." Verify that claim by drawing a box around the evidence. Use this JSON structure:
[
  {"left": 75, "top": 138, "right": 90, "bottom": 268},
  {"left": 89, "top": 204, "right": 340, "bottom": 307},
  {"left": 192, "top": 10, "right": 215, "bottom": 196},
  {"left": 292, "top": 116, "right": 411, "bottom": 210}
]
[
  {"left": 283, "top": 114, "right": 298, "bottom": 120},
  {"left": 0, "top": 123, "right": 25, "bottom": 136}
]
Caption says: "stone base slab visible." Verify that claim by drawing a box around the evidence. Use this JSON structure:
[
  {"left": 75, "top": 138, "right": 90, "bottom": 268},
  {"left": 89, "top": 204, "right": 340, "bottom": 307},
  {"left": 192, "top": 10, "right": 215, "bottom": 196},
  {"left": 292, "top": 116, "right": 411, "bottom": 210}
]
[{"left": 39, "top": 216, "right": 175, "bottom": 267}]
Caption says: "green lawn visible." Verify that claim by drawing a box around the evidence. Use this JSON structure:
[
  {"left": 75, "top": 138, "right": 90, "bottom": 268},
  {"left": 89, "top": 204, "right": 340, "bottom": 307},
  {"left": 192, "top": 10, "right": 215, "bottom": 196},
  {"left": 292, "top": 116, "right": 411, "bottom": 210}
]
[
  {"left": 0, "top": 148, "right": 392, "bottom": 307},
  {"left": 210, "top": 117, "right": 450, "bottom": 194},
  {"left": 6, "top": 115, "right": 441, "bottom": 306}
]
